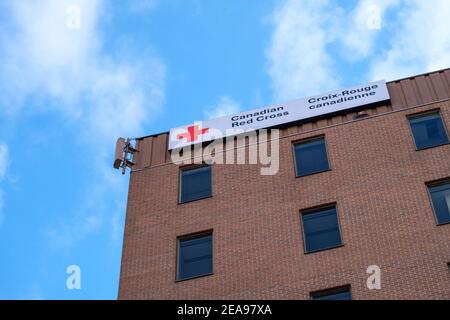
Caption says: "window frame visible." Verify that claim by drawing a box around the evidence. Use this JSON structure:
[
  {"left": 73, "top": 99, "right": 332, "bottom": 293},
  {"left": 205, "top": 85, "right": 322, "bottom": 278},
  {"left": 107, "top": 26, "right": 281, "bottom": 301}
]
[
  {"left": 292, "top": 135, "right": 331, "bottom": 178},
  {"left": 407, "top": 110, "right": 450, "bottom": 151},
  {"left": 426, "top": 179, "right": 450, "bottom": 226},
  {"left": 176, "top": 230, "right": 214, "bottom": 282},
  {"left": 310, "top": 285, "right": 352, "bottom": 300},
  {"left": 178, "top": 164, "right": 213, "bottom": 204},
  {"left": 300, "top": 203, "right": 344, "bottom": 254}
]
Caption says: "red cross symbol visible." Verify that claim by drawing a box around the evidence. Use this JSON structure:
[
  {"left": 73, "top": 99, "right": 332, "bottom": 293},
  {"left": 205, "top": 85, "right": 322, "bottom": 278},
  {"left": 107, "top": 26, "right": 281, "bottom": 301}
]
[{"left": 176, "top": 124, "right": 209, "bottom": 142}]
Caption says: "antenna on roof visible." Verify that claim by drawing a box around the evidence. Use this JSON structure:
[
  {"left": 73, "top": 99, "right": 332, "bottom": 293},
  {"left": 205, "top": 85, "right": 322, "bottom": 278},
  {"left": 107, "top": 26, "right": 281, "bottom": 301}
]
[{"left": 113, "top": 137, "right": 138, "bottom": 175}]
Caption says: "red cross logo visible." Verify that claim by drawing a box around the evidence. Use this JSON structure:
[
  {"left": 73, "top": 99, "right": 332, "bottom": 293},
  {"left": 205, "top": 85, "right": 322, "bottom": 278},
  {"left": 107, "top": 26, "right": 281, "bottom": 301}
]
[{"left": 176, "top": 124, "right": 209, "bottom": 142}]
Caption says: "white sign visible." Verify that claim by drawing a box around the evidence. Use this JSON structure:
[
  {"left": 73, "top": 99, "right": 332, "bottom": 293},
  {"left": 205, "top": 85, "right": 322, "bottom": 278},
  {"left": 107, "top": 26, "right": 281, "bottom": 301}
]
[{"left": 169, "top": 80, "right": 390, "bottom": 149}]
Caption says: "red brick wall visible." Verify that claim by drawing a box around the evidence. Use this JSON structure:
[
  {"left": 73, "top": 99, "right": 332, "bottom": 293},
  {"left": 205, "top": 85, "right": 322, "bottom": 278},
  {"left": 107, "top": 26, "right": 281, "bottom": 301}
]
[{"left": 119, "top": 72, "right": 450, "bottom": 299}]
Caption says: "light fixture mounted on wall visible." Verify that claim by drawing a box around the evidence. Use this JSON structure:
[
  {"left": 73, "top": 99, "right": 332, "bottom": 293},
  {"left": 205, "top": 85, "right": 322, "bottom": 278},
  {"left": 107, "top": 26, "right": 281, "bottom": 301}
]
[{"left": 113, "top": 137, "right": 138, "bottom": 175}]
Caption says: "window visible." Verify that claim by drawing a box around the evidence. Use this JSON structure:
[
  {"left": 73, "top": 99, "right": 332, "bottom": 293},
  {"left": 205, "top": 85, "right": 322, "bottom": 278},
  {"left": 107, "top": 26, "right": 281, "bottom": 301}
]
[
  {"left": 177, "top": 232, "right": 213, "bottom": 281},
  {"left": 179, "top": 165, "right": 212, "bottom": 203},
  {"left": 311, "top": 286, "right": 352, "bottom": 300},
  {"left": 293, "top": 137, "right": 330, "bottom": 177},
  {"left": 408, "top": 112, "right": 449, "bottom": 150},
  {"left": 428, "top": 181, "right": 450, "bottom": 225},
  {"left": 301, "top": 205, "right": 342, "bottom": 253}
]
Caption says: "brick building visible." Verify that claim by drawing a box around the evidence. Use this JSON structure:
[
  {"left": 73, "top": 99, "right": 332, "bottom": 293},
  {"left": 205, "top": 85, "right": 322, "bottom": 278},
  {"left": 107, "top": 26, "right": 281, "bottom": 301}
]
[{"left": 117, "top": 68, "right": 450, "bottom": 300}]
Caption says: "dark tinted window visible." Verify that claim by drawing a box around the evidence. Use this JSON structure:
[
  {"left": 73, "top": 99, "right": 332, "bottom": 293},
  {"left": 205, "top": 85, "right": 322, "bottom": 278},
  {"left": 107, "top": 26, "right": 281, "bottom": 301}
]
[
  {"left": 301, "top": 206, "right": 342, "bottom": 253},
  {"left": 409, "top": 112, "right": 449, "bottom": 150},
  {"left": 312, "top": 287, "right": 352, "bottom": 300},
  {"left": 428, "top": 182, "right": 450, "bottom": 225},
  {"left": 177, "top": 233, "right": 213, "bottom": 281},
  {"left": 180, "top": 165, "right": 212, "bottom": 203},
  {"left": 294, "top": 137, "right": 329, "bottom": 176}
]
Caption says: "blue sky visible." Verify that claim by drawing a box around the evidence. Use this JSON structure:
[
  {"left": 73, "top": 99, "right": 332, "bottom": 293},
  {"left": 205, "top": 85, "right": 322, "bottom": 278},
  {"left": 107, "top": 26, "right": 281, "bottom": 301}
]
[{"left": 0, "top": 0, "right": 449, "bottom": 299}]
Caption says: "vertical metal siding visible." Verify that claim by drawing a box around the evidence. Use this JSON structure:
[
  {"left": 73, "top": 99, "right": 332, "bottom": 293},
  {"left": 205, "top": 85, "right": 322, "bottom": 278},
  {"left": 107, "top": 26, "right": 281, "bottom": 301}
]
[
  {"left": 132, "top": 68, "right": 450, "bottom": 169},
  {"left": 414, "top": 76, "right": 434, "bottom": 104},
  {"left": 444, "top": 70, "right": 450, "bottom": 89},
  {"left": 150, "top": 133, "right": 167, "bottom": 166},
  {"left": 430, "top": 72, "right": 448, "bottom": 100},
  {"left": 401, "top": 79, "right": 420, "bottom": 106},
  {"left": 387, "top": 81, "right": 406, "bottom": 109}
]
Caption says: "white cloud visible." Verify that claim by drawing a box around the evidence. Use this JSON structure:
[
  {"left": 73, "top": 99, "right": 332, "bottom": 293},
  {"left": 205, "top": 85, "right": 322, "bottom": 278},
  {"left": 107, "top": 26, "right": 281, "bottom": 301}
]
[
  {"left": 44, "top": 156, "right": 130, "bottom": 248},
  {"left": 0, "top": 0, "right": 165, "bottom": 141},
  {"left": 266, "top": 0, "right": 449, "bottom": 100},
  {"left": 368, "top": 0, "right": 450, "bottom": 81},
  {"left": 0, "top": 143, "right": 8, "bottom": 226},
  {"left": 111, "top": 201, "right": 126, "bottom": 247},
  {"left": 204, "top": 96, "right": 240, "bottom": 119},
  {"left": 340, "top": 0, "right": 399, "bottom": 61},
  {"left": 46, "top": 214, "right": 102, "bottom": 248},
  {"left": 0, "top": 190, "right": 4, "bottom": 226},
  {"left": 0, "top": 0, "right": 165, "bottom": 246},
  {"left": 0, "top": 0, "right": 100, "bottom": 115},
  {"left": 0, "top": 143, "right": 8, "bottom": 181},
  {"left": 266, "top": 0, "right": 342, "bottom": 101}
]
